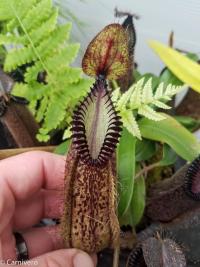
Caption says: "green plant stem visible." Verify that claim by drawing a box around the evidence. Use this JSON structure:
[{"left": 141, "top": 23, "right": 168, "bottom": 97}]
[{"left": 135, "top": 162, "right": 160, "bottom": 180}]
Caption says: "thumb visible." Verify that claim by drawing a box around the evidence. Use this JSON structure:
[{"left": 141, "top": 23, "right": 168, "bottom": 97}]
[
  {"left": 32, "top": 249, "right": 95, "bottom": 267},
  {"left": 2, "top": 249, "right": 95, "bottom": 267}
]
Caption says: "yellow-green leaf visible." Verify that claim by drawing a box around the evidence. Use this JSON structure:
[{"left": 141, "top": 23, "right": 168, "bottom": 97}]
[
  {"left": 117, "top": 128, "right": 136, "bottom": 218},
  {"left": 149, "top": 41, "right": 200, "bottom": 93},
  {"left": 138, "top": 114, "right": 200, "bottom": 161}
]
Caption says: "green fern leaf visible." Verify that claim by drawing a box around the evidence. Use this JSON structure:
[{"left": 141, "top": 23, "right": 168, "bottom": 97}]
[
  {"left": 0, "top": 0, "right": 37, "bottom": 21},
  {"left": 0, "top": 0, "right": 14, "bottom": 20},
  {"left": 138, "top": 105, "right": 165, "bottom": 121},
  {"left": 115, "top": 77, "right": 183, "bottom": 139},
  {"left": 117, "top": 84, "right": 135, "bottom": 110},
  {"left": 0, "top": 0, "right": 92, "bottom": 141},
  {"left": 129, "top": 77, "right": 144, "bottom": 109},
  {"left": 6, "top": 0, "right": 38, "bottom": 31},
  {"left": 4, "top": 47, "right": 35, "bottom": 71},
  {"left": 165, "top": 84, "right": 182, "bottom": 96},
  {"left": 12, "top": 82, "right": 29, "bottom": 98},
  {"left": 45, "top": 44, "right": 80, "bottom": 69},
  {"left": 22, "top": 0, "right": 52, "bottom": 31},
  {"left": 154, "top": 82, "right": 164, "bottom": 99},
  {"left": 63, "top": 127, "right": 72, "bottom": 139},
  {"left": 142, "top": 78, "right": 153, "bottom": 103},
  {"left": 25, "top": 63, "right": 43, "bottom": 83},
  {"left": 121, "top": 110, "right": 141, "bottom": 139},
  {"left": 26, "top": 9, "right": 58, "bottom": 46},
  {"left": 36, "top": 96, "right": 49, "bottom": 122},
  {"left": 0, "top": 34, "right": 21, "bottom": 45},
  {"left": 111, "top": 87, "right": 121, "bottom": 103},
  {"left": 44, "top": 94, "right": 66, "bottom": 130},
  {"left": 37, "top": 24, "right": 71, "bottom": 58},
  {"left": 153, "top": 100, "right": 171, "bottom": 109}
]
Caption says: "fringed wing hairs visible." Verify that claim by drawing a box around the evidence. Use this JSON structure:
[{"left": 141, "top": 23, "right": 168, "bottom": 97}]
[{"left": 71, "top": 77, "right": 122, "bottom": 167}]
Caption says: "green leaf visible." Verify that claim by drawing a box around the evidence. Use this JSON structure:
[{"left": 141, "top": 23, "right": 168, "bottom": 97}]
[
  {"left": 131, "top": 174, "right": 145, "bottom": 226},
  {"left": 138, "top": 114, "right": 200, "bottom": 161},
  {"left": 54, "top": 139, "right": 71, "bottom": 155},
  {"left": 139, "top": 73, "right": 160, "bottom": 92},
  {"left": 160, "top": 68, "right": 183, "bottom": 86},
  {"left": 117, "top": 83, "right": 135, "bottom": 110},
  {"left": 133, "top": 69, "right": 142, "bottom": 81},
  {"left": 142, "top": 78, "right": 153, "bottom": 103},
  {"left": 111, "top": 87, "right": 121, "bottom": 103},
  {"left": 158, "top": 144, "right": 177, "bottom": 166},
  {"left": 117, "top": 128, "right": 136, "bottom": 218},
  {"left": 0, "top": 0, "right": 93, "bottom": 142},
  {"left": 135, "top": 139, "right": 156, "bottom": 162},
  {"left": 138, "top": 105, "right": 165, "bottom": 121},
  {"left": 149, "top": 41, "right": 200, "bottom": 93},
  {"left": 120, "top": 110, "right": 141, "bottom": 139},
  {"left": 129, "top": 77, "right": 143, "bottom": 109},
  {"left": 186, "top": 52, "right": 199, "bottom": 62},
  {"left": 174, "top": 115, "right": 200, "bottom": 132},
  {"left": 119, "top": 167, "right": 146, "bottom": 227},
  {"left": 63, "top": 127, "right": 72, "bottom": 139}
]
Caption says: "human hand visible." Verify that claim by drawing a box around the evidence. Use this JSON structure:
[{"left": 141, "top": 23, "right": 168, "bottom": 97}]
[{"left": 0, "top": 151, "right": 97, "bottom": 267}]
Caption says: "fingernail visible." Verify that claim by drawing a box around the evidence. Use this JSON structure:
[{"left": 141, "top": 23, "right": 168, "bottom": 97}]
[{"left": 73, "top": 251, "right": 94, "bottom": 267}]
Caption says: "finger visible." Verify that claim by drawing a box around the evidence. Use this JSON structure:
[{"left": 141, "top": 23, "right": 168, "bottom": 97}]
[
  {"left": 0, "top": 249, "right": 95, "bottom": 267},
  {"left": 33, "top": 249, "right": 95, "bottom": 267},
  {"left": 0, "top": 152, "right": 65, "bottom": 232},
  {"left": 1, "top": 225, "right": 62, "bottom": 260},
  {"left": 13, "top": 190, "right": 64, "bottom": 229},
  {"left": 0, "top": 151, "right": 65, "bottom": 201},
  {"left": 1, "top": 224, "right": 16, "bottom": 260},
  {"left": 21, "top": 225, "right": 63, "bottom": 258},
  {"left": 1, "top": 227, "right": 97, "bottom": 266}
]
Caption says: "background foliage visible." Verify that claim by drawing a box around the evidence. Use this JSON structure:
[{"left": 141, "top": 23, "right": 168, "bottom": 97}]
[{"left": 0, "top": 0, "right": 92, "bottom": 141}]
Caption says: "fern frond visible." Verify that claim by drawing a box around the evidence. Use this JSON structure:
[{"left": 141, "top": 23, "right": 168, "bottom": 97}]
[
  {"left": 25, "top": 8, "right": 58, "bottom": 46},
  {"left": 154, "top": 82, "right": 164, "bottom": 99},
  {"left": 45, "top": 44, "right": 80, "bottom": 69},
  {"left": 36, "top": 96, "right": 49, "bottom": 122},
  {"left": 0, "top": 0, "right": 92, "bottom": 141},
  {"left": 0, "top": 0, "right": 37, "bottom": 21},
  {"left": 7, "top": 0, "right": 38, "bottom": 31},
  {"left": 25, "top": 63, "right": 43, "bottom": 83},
  {"left": 37, "top": 24, "right": 71, "bottom": 58},
  {"left": 138, "top": 105, "right": 165, "bottom": 121},
  {"left": 22, "top": 0, "right": 53, "bottom": 31},
  {"left": 4, "top": 47, "right": 35, "bottom": 71},
  {"left": 121, "top": 110, "right": 141, "bottom": 139},
  {"left": 63, "top": 127, "right": 72, "bottom": 139},
  {"left": 129, "top": 77, "right": 144, "bottom": 109},
  {"left": 0, "top": 34, "right": 21, "bottom": 45},
  {"left": 116, "top": 77, "right": 182, "bottom": 111},
  {"left": 152, "top": 100, "right": 171, "bottom": 109},
  {"left": 142, "top": 77, "right": 153, "bottom": 103},
  {"left": 111, "top": 87, "right": 121, "bottom": 103},
  {"left": 117, "top": 84, "right": 135, "bottom": 110},
  {"left": 114, "top": 77, "right": 183, "bottom": 139},
  {"left": 44, "top": 94, "right": 66, "bottom": 130}
]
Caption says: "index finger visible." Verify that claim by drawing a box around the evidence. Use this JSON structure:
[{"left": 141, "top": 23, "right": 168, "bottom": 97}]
[{"left": 0, "top": 151, "right": 65, "bottom": 201}]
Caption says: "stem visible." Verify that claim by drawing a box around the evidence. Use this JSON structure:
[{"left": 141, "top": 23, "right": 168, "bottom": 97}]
[
  {"left": 135, "top": 162, "right": 160, "bottom": 180},
  {"left": 113, "top": 243, "right": 120, "bottom": 267}
]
